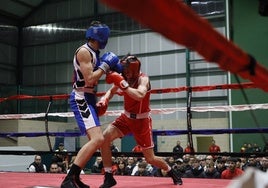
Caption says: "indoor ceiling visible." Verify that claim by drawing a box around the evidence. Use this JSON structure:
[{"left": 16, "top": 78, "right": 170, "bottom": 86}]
[{"left": 0, "top": 0, "right": 61, "bottom": 25}]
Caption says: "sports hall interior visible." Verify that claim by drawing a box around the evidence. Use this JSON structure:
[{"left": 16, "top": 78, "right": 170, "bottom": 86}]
[{"left": 0, "top": 0, "right": 268, "bottom": 172}]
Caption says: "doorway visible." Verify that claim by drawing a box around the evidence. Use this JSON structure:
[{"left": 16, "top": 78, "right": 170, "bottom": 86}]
[{"left": 196, "top": 136, "right": 213, "bottom": 152}]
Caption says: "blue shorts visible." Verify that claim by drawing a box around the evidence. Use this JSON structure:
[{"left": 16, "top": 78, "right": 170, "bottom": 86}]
[{"left": 70, "top": 91, "right": 100, "bottom": 135}]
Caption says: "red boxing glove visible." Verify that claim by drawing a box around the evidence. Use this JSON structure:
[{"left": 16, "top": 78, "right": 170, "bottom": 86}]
[
  {"left": 106, "top": 72, "right": 129, "bottom": 90},
  {"left": 96, "top": 97, "right": 109, "bottom": 116}
]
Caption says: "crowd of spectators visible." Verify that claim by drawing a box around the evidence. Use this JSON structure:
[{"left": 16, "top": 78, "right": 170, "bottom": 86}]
[
  {"left": 27, "top": 141, "right": 268, "bottom": 179},
  {"left": 86, "top": 154, "right": 268, "bottom": 180}
]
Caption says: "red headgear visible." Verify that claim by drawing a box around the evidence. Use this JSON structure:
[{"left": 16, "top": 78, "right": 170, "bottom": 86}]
[{"left": 120, "top": 55, "right": 141, "bottom": 80}]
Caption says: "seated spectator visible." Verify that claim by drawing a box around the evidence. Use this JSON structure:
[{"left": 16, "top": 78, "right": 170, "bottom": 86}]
[
  {"left": 260, "top": 157, "right": 268, "bottom": 172},
  {"left": 215, "top": 157, "right": 227, "bottom": 175},
  {"left": 221, "top": 157, "right": 244, "bottom": 179},
  {"left": 49, "top": 162, "right": 60, "bottom": 173},
  {"left": 166, "top": 156, "right": 176, "bottom": 168},
  {"left": 183, "top": 157, "right": 205, "bottom": 178},
  {"left": 52, "top": 143, "right": 68, "bottom": 173},
  {"left": 91, "top": 156, "right": 103, "bottom": 174},
  {"left": 182, "top": 154, "right": 192, "bottom": 171},
  {"left": 125, "top": 157, "right": 137, "bottom": 175},
  {"left": 242, "top": 157, "right": 261, "bottom": 171},
  {"left": 28, "top": 155, "right": 47, "bottom": 173},
  {"left": 111, "top": 156, "right": 118, "bottom": 174},
  {"left": 201, "top": 161, "right": 221, "bottom": 179},
  {"left": 173, "top": 158, "right": 186, "bottom": 174},
  {"left": 134, "top": 161, "right": 150, "bottom": 176},
  {"left": 115, "top": 160, "right": 128, "bottom": 176}
]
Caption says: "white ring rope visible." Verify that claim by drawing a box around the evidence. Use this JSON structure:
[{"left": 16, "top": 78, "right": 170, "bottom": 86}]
[{"left": 0, "top": 103, "right": 268, "bottom": 120}]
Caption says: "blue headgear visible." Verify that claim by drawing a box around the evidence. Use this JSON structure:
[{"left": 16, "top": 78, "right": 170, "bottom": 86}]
[{"left": 85, "top": 24, "right": 110, "bottom": 49}]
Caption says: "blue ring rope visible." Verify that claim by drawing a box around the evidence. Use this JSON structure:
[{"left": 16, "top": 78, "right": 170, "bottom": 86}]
[{"left": 1, "top": 127, "right": 268, "bottom": 137}]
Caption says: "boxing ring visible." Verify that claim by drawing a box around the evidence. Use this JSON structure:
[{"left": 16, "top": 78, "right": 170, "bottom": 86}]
[
  {"left": 0, "top": 82, "right": 268, "bottom": 188},
  {"left": 1, "top": 0, "right": 268, "bottom": 187}
]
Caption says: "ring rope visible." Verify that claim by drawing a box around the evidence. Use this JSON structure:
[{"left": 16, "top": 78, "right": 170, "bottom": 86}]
[
  {"left": 1, "top": 127, "right": 268, "bottom": 138},
  {"left": 0, "top": 150, "right": 266, "bottom": 158},
  {"left": 1, "top": 103, "right": 268, "bottom": 120},
  {"left": 0, "top": 82, "right": 256, "bottom": 103},
  {"left": 0, "top": 82, "right": 262, "bottom": 120}
]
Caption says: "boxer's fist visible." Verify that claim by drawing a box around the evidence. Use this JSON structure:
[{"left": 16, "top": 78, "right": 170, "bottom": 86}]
[
  {"left": 111, "top": 62, "right": 123, "bottom": 73},
  {"left": 96, "top": 97, "right": 109, "bottom": 116},
  {"left": 98, "top": 52, "right": 119, "bottom": 73},
  {"left": 106, "top": 72, "right": 129, "bottom": 90}
]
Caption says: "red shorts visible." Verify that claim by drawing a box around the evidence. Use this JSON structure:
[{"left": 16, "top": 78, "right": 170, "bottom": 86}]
[{"left": 112, "top": 114, "right": 154, "bottom": 149}]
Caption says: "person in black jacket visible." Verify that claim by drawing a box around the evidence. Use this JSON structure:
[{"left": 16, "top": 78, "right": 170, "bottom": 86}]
[
  {"left": 28, "top": 155, "right": 47, "bottom": 173},
  {"left": 201, "top": 161, "right": 221, "bottom": 179},
  {"left": 173, "top": 140, "right": 184, "bottom": 159},
  {"left": 183, "top": 157, "right": 205, "bottom": 178}
]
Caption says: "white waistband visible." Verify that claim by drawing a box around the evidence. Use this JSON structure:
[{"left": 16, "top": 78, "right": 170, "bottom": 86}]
[
  {"left": 73, "top": 87, "right": 95, "bottom": 94},
  {"left": 124, "top": 110, "right": 150, "bottom": 119}
]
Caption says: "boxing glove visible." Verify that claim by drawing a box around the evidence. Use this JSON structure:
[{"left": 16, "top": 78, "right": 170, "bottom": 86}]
[
  {"left": 98, "top": 52, "right": 119, "bottom": 73},
  {"left": 111, "top": 62, "right": 123, "bottom": 73},
  {"left": 106, "top": 72, "right": 129, "bottom": 90},
  {"left": 96, "top": 97, "right": 109, "bottom": 116}
]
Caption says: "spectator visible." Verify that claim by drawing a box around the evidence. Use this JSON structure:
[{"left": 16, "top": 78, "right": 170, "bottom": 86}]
[
  {"left": 236, "top": 158, "right": 243, "bottom": 169},
  {"left": 115, "top": 160, "right": 128, "bottom": 176},
  {"left": 240, "top": 143, "right": 248, "bottom": 153},
  {"left": 182, "top": 154, "right": 192, "bottom": 171},
  {"left": 208, "top": 139, "right": 221, "bottom": 159},
  {"left": 183, "top": 157, "right": 205, "bottom": 178},
  {"left": 134, "top": 161, "right": 150, "bottom": 176},
  {"left": 91, "top": 157, "right": 103, "bottom": 174},
  {"left": 242, "top": 157, "right": 261, "bottom": 171},
  {"left": 173, "top": 140, "right": 184, "bottom": 159},
  {"left": 125, "top": 157, "right": 137, "bottom": 175},
  {"left": 166, "top": 156, "right": 176, "bottom": 168},
  {"left": 215, "top": 157, "right": 227, "bottom": 175},
  {"left": 49, "top": 162, "right": 60, "bottom": 173},
  {"left": 141, "top": 157, "right": 154, "bottom": 175},
  {"left": 110, "top": 156, "right": 118, "bottom": 175},
  {"left": 173, "top": 158, "right": 186, "bottom": 175},
  {"left": 221, "top": 157, "right": 244, "bottom": 179},
  {"left": 184, "top": 142, "right": 195, "bottom": 153},
  {"left": 52, "top": 143, "right": 68, "bottom": 173},
  {"left": 246, "top": 143, "right": 253, "bottom": 153},
  {"left": 260, "top": 157, "right": 268, "bottom": 172},
  {"left": 252, "top": 143, "right": 261, "bottom": 152},
  {"left": 204, "top": 155, "right": 214, "bottom": 171},
  {"left": 28, "top": 155, "right": 47, "bottom": 173},
  {"left": 202, "top": 161, "right": 221, "bottom": 179}
]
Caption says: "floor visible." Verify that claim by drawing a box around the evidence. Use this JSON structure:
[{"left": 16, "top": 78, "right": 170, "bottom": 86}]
[{"left": 0, "top": 172, "right": 232, "bottom": 188}]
